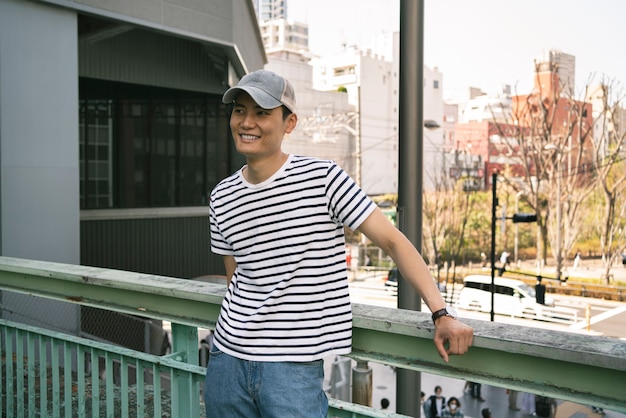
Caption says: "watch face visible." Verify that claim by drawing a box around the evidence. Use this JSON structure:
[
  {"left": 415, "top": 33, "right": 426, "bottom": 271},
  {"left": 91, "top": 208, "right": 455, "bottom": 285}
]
[{"left": 447, "top": 306, "right": 458, "bottom": 318}]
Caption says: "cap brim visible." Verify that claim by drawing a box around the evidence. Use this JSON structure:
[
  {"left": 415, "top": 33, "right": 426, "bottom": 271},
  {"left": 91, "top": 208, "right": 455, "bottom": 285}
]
[{"left": 222, "top": 86, "right": 283, "bottom": 110}]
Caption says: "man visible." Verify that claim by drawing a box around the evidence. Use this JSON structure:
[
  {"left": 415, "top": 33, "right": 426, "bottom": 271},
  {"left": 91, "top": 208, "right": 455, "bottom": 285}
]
[
  {"left": 499, "top": 250, "right": 510, "bottom": 275},
  {"left": 204, "top": 69, "right": 474, "bottom": 417},
  {"left": 535, "top": 277, "right": 546, "bottom": 305}
]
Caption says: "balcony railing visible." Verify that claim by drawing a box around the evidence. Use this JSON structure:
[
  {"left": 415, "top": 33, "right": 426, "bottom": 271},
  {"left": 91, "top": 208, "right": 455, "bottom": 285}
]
[{"left": 0, "top": 256, "right": 624, "bottom": 417}]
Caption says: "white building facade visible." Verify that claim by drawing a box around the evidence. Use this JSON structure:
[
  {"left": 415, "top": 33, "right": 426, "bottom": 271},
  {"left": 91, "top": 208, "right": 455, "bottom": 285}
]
[
  {"left": 308, "top": 33, "right": 445, "bottom": 194},
  {"left": 255, "top": 7, "right": 446, "bottom": 195},
  {"left": 311, "top": 49, "right": 398, "bottom": 195},
  {"left": 264, "top": 52, "right": 356, "bottom": 181}
]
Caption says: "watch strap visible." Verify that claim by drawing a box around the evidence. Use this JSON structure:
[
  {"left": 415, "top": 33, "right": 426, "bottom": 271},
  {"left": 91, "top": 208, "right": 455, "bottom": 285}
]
[{"left": 431, "top": 307, "right": 450, "bottom": 324}]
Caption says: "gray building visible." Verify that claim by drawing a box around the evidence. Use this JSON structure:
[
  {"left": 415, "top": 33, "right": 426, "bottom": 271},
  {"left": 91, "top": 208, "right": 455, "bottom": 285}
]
[{"left": 0, "top": 0, "right": 263, "bottom": 348}]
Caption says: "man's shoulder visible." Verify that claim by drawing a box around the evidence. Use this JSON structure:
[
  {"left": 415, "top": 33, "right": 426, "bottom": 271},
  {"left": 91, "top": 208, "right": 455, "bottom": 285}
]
[
  {"left": 211, "top": 170, "right": 242, "bottom": 198},
  {"left": 290, "top": 154, "right": 335, "bottom": 167},
  {"left": 287, "top": 155, "right": 345, "bottom": 179}
]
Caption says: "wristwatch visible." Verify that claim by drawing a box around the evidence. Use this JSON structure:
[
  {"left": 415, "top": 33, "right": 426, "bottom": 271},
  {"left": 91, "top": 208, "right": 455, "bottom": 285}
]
[{"left": 431, "top": 305, "right": 458, "bottom": 324}]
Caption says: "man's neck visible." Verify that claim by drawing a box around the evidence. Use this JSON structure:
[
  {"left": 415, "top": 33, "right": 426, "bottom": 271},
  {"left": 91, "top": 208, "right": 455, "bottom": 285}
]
[{"left": 244, "top": 152, "right": 289, "bottom": 184}]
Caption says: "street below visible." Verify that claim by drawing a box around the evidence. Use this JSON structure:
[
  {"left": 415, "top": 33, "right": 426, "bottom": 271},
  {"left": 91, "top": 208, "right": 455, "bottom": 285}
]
[{"left": 340, "top": 267, "right": 626, "bottom": 417}]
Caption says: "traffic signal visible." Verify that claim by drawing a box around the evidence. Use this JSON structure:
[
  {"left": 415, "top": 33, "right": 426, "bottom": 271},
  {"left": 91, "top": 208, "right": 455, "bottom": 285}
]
[{"left": 512, "top": 213, "right": 537, "bottom": 223}]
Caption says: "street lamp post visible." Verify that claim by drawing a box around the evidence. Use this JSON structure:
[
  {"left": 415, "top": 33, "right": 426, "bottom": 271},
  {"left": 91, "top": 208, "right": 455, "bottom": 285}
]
[{"left": 490, "top": 173, "right": 497, "bottom": 322}]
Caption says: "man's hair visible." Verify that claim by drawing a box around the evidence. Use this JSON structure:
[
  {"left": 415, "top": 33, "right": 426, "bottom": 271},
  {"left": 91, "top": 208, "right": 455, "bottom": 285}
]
[
  {"left": 281, "top": 105, "right": 293, "bottom": 121},
  {"left": 227, "top": 102, "right": 292, "bottom": 121}
]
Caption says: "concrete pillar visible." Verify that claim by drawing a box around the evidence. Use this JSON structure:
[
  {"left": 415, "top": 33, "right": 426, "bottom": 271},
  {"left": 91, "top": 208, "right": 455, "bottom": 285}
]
[{"left": 352, "top": 360, "right": 372, "bottom": 406}]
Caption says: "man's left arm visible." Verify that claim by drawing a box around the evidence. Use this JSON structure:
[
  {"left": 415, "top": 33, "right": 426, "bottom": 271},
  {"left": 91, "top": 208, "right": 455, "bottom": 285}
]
[{"left": 357, "top": 207, "right": 474, "bottom": 362}]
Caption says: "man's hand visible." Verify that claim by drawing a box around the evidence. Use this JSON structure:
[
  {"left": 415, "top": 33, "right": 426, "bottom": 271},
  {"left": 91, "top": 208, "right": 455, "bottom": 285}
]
[{"left": 433, "top": 316, "right": 474, "bottom": 362}]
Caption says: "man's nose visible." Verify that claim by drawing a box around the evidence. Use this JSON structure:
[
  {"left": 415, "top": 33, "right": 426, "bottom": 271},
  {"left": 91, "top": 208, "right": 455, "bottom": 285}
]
[{"left": 241, "top": 113, "right": 255, "bottom": 128}]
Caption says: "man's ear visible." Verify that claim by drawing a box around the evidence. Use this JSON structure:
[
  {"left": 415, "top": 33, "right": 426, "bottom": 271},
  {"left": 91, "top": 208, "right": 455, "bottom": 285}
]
[{"left": 285, "top": 113, "right": 298, "bottom": 134}]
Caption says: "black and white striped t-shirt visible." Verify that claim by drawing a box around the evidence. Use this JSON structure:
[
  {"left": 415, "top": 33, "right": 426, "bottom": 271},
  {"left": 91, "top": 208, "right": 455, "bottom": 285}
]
[{"left": 209, "top": 155, "right": 376, "bottom": 362}]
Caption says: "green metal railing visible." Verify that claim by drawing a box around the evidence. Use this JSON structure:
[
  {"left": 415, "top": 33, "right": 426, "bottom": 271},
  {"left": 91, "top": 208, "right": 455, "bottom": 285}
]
[
  {"left": 1, "top": 320, "right": 205, "bottom": 417},
  {"left": 0, "top": 256, "right": 625, "bottom": 417}
]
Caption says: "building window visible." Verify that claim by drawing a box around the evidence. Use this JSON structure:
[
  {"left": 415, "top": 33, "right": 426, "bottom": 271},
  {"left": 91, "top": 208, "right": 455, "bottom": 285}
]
[
  {"left": 433, "top": 80, "right": 439, "bottom": 89},
  {"left": 79, "top": 78, "right": 231, "bottom": 209},
  {"left": 80, "top": 100, "right": 114, "bottom": 208}
]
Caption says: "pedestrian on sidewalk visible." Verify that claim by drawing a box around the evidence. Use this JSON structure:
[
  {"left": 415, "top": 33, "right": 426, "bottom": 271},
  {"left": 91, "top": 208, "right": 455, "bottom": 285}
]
[
  {"left": 573, "top": 249, "right": 582, "bottom": 269},
  {"left": 506, "top": 388, "right": 520, "bottom": 410},
  {"left": 469, "top": 382, "right": 485, "bottom": 402},
  {"left": 425, "top": 385, "right": 446, "bottom": 418},
  {"left": 441, "top": 397, "right": 464, "bottom": 418},
  {"left": 380, "top": 398, "right": 390, "bottom": 410},
  {"left": 521, "top": 392, "right": 536, "bottom": 415},
  {"left": 535, "top": 395, "right": 557, "bottom": 418},
  {"left": 535, "top": 277, "right": 546, "bottom": 305}
]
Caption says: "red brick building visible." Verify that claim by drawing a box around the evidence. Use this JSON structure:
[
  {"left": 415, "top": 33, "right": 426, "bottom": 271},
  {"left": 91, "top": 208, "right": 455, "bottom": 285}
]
[{"left": 453, "top": 66, "right": 593, "bottom": 190}]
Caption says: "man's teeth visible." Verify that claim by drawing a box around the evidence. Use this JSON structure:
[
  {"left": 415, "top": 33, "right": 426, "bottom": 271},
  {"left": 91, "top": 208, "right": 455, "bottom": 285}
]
[{"left": 241, "top": 134, "right": 258, "bottom": 140}]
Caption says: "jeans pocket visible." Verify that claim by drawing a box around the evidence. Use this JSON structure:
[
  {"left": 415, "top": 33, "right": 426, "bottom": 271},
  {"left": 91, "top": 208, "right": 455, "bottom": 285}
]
[{"left": 209, "top": 345, "right": 223, "bottom": 357}]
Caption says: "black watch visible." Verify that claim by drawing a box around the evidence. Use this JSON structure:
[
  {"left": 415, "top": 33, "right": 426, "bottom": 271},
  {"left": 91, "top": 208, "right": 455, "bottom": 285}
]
[{"left": 431, "top": 305, "right": 458, "bottom": 324}]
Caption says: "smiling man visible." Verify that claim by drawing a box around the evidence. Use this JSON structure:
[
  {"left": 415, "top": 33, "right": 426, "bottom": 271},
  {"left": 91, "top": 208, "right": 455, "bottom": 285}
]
[{"left": 204, "top": 69, "right": 473, "bottom": 417}]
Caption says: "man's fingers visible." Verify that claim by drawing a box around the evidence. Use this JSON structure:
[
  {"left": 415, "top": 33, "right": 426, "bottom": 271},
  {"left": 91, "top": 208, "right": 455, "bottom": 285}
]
[
  {"left": 447, "top": 333, "right": 473, "bottom": 355},
  {"left": 433, "top": 319, "right": 474, "bottom": 362},
  {"left": 434, "top": 338, "right": 449, "bottom": 363}
]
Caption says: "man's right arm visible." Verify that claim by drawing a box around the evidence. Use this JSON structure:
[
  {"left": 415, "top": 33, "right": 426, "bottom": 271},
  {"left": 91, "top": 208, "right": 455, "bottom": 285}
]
[{"left": 223, "top": 255, "right": 236, "bottom": 287}]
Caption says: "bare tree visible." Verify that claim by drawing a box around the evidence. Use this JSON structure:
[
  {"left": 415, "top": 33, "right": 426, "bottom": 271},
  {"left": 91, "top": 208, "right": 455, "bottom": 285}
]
[
  {"left": 488, "top": 62, "right": 595, "bottom": 281},
  {"left": 546, "top": 83, "right": 596, "bottom": 278},
  {"left": 423, "top": 155, "right": 456, "bottom": 272},
  {"left": 423, "top": 150, "right": 480, "bottom": 298},
  {"left": 587, "top": 80, "right": 626, "bottom": 282}
]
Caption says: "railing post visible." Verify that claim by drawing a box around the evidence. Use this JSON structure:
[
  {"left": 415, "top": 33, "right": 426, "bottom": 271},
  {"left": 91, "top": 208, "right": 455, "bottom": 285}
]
[
  {"left": 326, "top": 356, "right": 352, "bottom": 402},
  {"left": 352, "top": 360, "right": 372, "bottom": 407},
  {"left": 170, "top": 323, "right": 200, "bottom": 417}
]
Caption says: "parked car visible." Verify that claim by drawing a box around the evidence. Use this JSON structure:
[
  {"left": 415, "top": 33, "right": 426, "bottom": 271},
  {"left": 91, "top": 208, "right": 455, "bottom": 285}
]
[
  {"left": 384, "top": 268, "right": 398, "bottom": 292},
  {"left": 458, "top": 275, "right": 554, "bottom": 319}
]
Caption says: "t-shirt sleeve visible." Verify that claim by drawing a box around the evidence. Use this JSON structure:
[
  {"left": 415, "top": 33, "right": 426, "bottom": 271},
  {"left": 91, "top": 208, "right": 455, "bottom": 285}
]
[
  {"left": 326, "top": 163, "right": 376, "bottom": 231},
  {"left": 209, "top": 194, "right": 233, "bottom": 256}
]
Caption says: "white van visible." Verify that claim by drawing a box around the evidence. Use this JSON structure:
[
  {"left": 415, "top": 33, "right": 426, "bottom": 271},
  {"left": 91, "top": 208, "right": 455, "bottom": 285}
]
[{"left": 458, "top": 275, "right": 554, "bottom": 319}]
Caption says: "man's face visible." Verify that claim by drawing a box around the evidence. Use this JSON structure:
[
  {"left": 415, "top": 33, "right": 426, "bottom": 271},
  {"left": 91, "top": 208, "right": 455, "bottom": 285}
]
[{"left": 230, "top": 92, "right": 296, "bottom": 160}]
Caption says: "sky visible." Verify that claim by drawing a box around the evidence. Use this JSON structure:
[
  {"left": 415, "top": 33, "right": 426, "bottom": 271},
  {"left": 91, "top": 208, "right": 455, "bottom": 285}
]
[{"left": 288, "top": 0, "right": 625, "bottom": 99}]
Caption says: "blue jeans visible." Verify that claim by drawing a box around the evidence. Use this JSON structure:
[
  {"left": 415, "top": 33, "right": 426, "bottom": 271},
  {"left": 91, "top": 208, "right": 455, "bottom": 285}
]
[{"left": 204, "top": 346, "right": 328, "bottom": 418}]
